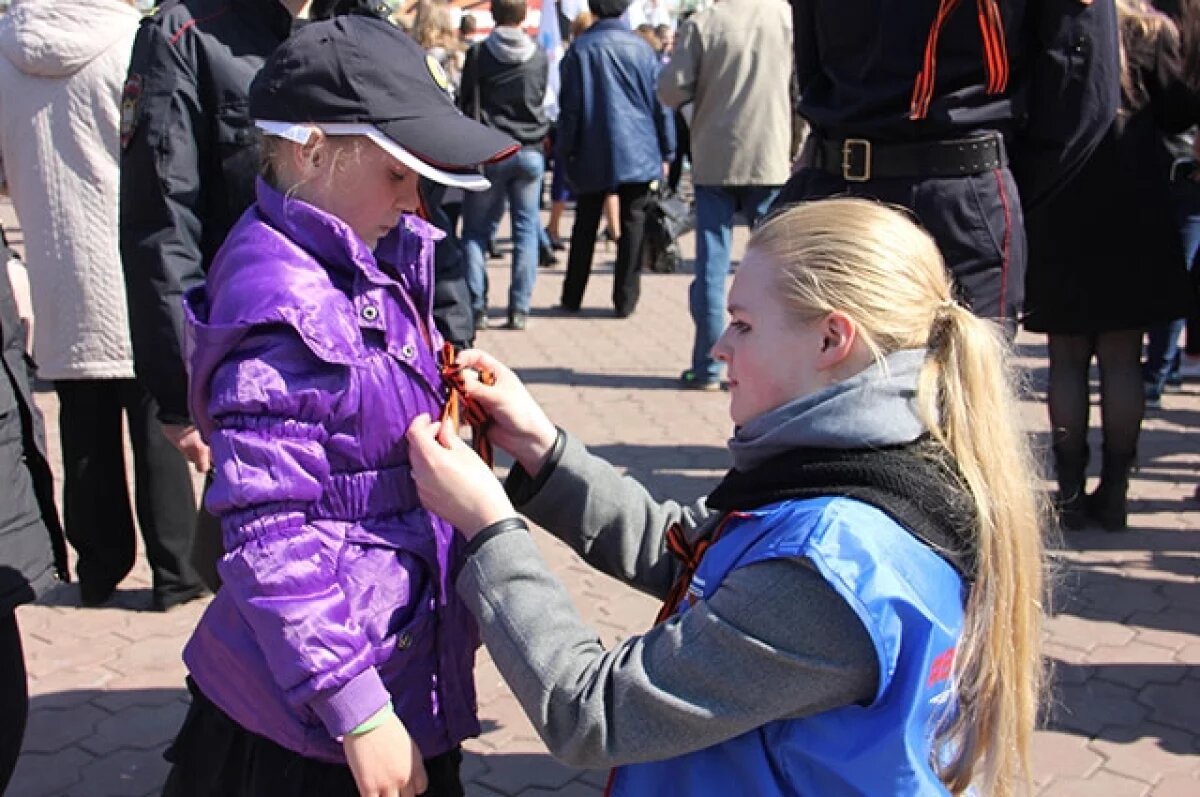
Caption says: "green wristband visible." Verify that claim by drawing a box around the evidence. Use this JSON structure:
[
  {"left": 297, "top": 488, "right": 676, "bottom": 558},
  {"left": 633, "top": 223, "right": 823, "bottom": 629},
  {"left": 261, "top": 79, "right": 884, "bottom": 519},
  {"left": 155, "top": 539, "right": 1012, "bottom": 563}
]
[{"left": 348, "top": 701, "right": 394, "bottom": 737}]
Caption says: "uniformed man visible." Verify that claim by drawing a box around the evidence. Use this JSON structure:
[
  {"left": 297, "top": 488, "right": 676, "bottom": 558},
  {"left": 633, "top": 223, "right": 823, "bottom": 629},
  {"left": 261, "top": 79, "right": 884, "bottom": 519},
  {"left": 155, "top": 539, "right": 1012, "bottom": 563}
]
[
  {"left": 777, "top": 0, "right": 1121, "bottom": 329},
  {"left": 119, "top": 0, "right": 392, "bottom": 591}
]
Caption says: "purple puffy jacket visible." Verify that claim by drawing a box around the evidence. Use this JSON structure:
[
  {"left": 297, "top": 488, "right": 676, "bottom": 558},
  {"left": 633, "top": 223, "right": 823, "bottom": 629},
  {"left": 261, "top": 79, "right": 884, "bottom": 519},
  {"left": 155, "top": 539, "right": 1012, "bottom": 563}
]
[{"left": 180, "top": 178, "right": 480, "bottom": 763}]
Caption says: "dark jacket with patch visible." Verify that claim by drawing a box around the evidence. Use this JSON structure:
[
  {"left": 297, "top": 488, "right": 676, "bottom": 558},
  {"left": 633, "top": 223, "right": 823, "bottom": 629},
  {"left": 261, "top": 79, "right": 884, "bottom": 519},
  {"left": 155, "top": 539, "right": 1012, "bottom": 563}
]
[
  {"left": 0, "top": 250, "right": 67, "bottom": 614},
  {"left": 119, "top": 0, "right": 294, "bottom": 426}
]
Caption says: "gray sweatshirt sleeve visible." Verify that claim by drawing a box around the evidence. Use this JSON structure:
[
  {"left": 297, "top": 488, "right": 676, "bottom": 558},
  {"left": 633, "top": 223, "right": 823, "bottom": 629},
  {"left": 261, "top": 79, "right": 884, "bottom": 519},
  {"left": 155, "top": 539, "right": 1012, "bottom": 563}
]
[
  {"left": 455, "top": 525, "right": 879, "bottom": 769},
  {"left": 509, "top": 432, "right": 716, "bottom": 600}
]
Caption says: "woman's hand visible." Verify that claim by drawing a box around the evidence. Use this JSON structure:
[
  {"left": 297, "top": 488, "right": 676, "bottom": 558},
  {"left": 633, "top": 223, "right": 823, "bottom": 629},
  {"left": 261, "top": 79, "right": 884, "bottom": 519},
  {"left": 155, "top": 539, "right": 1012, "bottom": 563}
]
[
  {"left": 342, "top": 712, "right": 427, "bottom": 797},
  {"left": 407, "top": 414, "right": 517, "bottom": 538},
  {"left": 455, "top": 349, "right": 558, "bottom": 475}
]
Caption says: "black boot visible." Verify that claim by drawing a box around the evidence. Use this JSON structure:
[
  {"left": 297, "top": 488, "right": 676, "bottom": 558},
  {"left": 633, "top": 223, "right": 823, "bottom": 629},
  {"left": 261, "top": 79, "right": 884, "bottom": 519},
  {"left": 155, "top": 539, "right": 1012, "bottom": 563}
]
[
  {"left": 1085, "top": 449, "right": 1134, "bottom": 532},
  {"left": 1053, "top": 442, "right": 1088, "bottom": 531}
]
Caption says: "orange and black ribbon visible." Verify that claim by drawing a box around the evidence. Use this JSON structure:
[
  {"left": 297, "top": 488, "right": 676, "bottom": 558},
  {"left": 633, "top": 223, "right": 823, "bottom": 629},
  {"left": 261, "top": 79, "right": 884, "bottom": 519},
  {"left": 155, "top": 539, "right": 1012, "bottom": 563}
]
[
  {"left": 603, "top": 514, "right": 743, "bottom": 796},
  {"left": 910, "top": 0, "right": 1009, "bottom": 120},
  {"left": 438, "top": 341, "right": 496, "bottom": 466},
  {"left": 654, "top": 521, "right": 725, "bottom": 624}
]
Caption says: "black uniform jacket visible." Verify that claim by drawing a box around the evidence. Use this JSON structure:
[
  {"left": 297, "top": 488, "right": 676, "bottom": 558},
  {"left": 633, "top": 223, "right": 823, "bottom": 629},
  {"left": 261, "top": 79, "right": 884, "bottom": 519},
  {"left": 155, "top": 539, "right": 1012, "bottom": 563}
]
[
  {"left": 792, "top": 0, "right": 1121, "bottom": 211},
  {"left": 119, "top": 0, "right": 293, "bottom": 426}
]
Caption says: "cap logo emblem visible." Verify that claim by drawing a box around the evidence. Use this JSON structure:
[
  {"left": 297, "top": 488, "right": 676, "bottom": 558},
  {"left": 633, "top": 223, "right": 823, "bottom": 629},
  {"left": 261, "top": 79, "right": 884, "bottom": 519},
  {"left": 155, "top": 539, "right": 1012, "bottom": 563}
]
[{"left": 425, "top": 54, "right": 451, "bottom": 93}]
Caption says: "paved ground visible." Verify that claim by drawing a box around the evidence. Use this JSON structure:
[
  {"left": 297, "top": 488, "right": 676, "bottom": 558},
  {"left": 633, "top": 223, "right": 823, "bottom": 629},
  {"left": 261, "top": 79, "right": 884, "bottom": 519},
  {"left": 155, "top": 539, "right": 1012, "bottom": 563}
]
[{"left": 4, "top": 203, "right": 1198, "bottom": 796}]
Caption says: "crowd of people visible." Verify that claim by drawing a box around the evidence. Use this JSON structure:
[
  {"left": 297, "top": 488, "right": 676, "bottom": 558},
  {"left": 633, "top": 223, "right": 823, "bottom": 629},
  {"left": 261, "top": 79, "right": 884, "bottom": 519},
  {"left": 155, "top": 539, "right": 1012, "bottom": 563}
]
[{"left": 0, "top": 0, "right": 1196, "bottom": 795}]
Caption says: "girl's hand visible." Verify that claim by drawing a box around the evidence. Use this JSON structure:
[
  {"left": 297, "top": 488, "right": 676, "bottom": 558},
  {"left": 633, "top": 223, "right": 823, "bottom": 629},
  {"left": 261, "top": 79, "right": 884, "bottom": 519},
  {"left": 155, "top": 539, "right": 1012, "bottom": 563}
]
[
  {"left": 454, "top": 349, "right": 558, "bottom": 475},
  {"left": 407, "top": 414, "right": 517, "bottom": 538},
  {"left": 342, "top": 712, "right": 427, "bottom": 797}
]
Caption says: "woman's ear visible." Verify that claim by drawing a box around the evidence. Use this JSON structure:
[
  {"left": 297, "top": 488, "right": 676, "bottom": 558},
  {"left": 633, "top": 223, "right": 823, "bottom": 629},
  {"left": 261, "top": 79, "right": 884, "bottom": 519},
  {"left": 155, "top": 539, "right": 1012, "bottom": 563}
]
[{"left": 816, "top": 311, "right": 858, "bottom": 369}]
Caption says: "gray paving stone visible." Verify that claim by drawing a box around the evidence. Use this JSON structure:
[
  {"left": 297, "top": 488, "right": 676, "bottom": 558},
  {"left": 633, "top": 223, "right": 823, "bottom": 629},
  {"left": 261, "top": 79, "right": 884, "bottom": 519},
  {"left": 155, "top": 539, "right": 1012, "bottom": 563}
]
[
  {"left": 75, "top": 746, "right": 172, "bottom": 797},
  {"left": 6, "top": 746, "right": 92, "bottom": 797},
  {"left": 81, "top": 702, "right": 189, "bottom": 756},
  {"left": 20, "top": 703, "right": 109, "bottom": 755}
]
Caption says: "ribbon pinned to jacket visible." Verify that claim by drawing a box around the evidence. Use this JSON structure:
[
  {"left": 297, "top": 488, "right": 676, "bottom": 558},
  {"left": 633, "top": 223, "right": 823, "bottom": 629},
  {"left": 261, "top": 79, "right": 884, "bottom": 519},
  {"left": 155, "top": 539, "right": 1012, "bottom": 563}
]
[{"left": 438, "top": 341, "right": 496, "bottom": 466}]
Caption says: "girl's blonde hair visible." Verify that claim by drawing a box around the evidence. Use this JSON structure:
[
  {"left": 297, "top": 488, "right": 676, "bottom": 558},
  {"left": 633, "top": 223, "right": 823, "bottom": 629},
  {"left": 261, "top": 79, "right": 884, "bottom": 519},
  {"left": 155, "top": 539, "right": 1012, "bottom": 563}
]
[
  {"left": 260, "top": 132, "right": 367, "bottom": 197},
  {"left": 747, "top": 198, "right": 1046, "bottom": 797}
]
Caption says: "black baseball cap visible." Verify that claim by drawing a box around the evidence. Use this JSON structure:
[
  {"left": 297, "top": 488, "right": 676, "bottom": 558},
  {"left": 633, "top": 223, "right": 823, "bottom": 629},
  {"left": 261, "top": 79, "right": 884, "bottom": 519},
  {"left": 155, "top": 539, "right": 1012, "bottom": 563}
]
[{"left": 249, "top": 15, "right": 518, "bottom": 190}]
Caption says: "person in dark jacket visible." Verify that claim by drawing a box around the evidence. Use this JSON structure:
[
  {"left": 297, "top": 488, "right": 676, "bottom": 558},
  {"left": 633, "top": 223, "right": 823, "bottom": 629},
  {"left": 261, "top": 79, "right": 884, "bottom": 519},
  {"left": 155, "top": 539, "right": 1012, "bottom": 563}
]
[
  {"left": 119, "top": 0, "right": 440, "bottom": 593},
  {"left": 1143, "top": 0, "right": 1200, "bottom": 403},
  {"left": 1024, "top": 0, "right": 1200, "bottom": 532},
  {"left": 458, "top": 0, "right": 551, "bottom": 331},
  {"left": 120, "top": 0, "right": 301, "bottom": 593},
  {"left": 556, "top": 0, "right": 674, "bottom": 318},
  {"left": 0, "top": 253, "right": 67, "bottom": 794},
  {"left": 776, "top": 0, "right": 1121, "bottom": 330}
]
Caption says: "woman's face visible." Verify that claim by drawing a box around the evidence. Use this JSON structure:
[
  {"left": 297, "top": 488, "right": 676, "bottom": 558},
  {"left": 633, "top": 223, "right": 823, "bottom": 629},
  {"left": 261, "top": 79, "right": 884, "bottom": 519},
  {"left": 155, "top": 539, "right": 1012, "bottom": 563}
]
[
  {"left": 711, "top": 251, "right": 837, "bottom": 426},
  {"left": 297, "top": 137, "right": 421, "bottom": 249}
]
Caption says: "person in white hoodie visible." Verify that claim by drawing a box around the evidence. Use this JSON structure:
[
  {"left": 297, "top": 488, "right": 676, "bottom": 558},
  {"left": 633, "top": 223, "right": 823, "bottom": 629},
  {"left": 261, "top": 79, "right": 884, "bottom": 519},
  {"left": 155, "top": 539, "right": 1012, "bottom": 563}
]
[{"left": 0, "top": 0, "right": 205, "bottom": 612}]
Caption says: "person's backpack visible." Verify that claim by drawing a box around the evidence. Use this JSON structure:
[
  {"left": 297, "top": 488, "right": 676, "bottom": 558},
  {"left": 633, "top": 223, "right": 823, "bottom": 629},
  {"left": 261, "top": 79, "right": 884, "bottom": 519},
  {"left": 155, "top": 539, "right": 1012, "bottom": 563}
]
[{"left": 640, "top": 188, "right": 694, "bottom": 274}]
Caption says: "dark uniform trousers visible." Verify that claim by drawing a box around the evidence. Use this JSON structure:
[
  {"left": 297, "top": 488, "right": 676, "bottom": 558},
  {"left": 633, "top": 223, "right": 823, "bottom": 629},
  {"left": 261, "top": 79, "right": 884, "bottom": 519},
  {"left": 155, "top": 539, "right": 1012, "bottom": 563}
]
[
  {"left": 777, "top": 162, "right": 1027, "bottom": 328},
  {"left": 54, "top": 379, "right": 202, "bottom": 608}
]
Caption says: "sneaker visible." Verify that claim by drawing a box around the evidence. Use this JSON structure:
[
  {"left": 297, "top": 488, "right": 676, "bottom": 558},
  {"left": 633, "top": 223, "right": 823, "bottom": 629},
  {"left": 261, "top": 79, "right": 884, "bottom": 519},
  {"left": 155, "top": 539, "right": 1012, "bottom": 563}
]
[
  {"left": 680, "top": 369, "right": 721, "bottom": 391},
  {"left": 1145, "top": 393, "right": 1162, "bottom": 410},
  {"left": 506, "top": 312, "right": 528, "bottom": 331},
  {"left": 1143, "top": 379, "right": 1162, "bottom": 400},
  {"left": 473, "top": 311, "right": 488, "bottom": 331}
]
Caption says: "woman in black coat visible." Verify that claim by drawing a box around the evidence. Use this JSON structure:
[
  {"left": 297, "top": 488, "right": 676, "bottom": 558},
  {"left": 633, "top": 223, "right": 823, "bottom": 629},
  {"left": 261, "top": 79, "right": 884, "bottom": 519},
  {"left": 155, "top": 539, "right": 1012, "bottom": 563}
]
[
  {"left": 0, "top": 244, "right": 67, "bottom": 792},
  {"left": 1024, "top": 0, "right": 1200, "bottom": 531}
]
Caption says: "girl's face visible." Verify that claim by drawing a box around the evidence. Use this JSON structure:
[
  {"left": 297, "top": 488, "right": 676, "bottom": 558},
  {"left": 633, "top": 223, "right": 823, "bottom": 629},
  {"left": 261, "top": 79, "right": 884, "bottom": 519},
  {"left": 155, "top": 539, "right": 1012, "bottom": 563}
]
[
  {"left": 297, "top": 138, "right": 421, "bottom": 249},
  {"left": 712, "top": 250, "right": 847, "bottom": 426}
]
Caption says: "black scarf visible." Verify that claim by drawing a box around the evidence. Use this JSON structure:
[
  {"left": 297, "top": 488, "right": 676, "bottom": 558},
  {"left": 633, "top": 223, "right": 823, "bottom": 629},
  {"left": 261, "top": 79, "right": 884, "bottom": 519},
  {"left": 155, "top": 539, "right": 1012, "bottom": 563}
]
[{"left": 707, "top": 439, "right": 977, "bottom": 581}]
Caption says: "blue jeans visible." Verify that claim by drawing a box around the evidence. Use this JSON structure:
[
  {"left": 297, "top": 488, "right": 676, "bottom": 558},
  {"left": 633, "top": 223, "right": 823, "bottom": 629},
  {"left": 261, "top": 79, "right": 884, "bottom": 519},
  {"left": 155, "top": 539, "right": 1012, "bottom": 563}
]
[
  {"left": 1145, "top": 174, "right": 1200, "bottom": 395},
  {"left": 689, "top": 184, "right": 780, "bottom": 380},
  {"left": 462, "top": 146, "right": 545, "bottom": 316}
]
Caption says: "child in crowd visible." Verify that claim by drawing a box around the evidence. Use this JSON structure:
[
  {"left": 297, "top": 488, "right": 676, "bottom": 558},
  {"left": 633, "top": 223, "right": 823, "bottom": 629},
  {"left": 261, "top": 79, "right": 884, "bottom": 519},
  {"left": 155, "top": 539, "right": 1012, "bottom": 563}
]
[
  {"left": 408, "top": 198, "right": 1047, "bottom": 796},
  {"left": 162, "top": 15, "right": 515, "bottom": 797}
]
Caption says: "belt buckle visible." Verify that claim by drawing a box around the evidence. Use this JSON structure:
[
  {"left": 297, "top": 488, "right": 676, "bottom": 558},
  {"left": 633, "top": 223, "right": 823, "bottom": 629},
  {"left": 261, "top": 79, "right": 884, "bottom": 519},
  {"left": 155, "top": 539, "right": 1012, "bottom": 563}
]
[{"left": 842, "top": 138, "right": 871, "bottom": 182}]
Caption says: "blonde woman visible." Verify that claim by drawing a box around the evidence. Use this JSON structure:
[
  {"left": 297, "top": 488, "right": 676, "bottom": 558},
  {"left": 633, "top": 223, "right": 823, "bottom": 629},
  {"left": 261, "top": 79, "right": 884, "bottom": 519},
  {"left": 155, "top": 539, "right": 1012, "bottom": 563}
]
[{"left": 408, "top": 198, "right": 1046, "bottom": 796}]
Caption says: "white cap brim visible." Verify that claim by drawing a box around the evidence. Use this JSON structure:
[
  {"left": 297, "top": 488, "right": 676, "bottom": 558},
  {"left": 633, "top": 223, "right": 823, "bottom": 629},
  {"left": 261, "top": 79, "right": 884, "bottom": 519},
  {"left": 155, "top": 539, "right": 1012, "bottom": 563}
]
[{"left": 255, "top": 120, "right": 492, "bottom": 191}]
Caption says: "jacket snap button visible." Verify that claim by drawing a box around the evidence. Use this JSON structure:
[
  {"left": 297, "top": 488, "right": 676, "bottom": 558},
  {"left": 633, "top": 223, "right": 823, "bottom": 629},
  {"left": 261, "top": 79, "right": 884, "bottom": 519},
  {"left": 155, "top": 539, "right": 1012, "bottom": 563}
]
[
  {"left": 361, "top": 305, "right": 379, "bottom": 322},
  {"left": 397, "top": 632, "right": 413, "bottom": 650},
  {"left": 400, "top": 343, "right": 416, "bottom": 359}
]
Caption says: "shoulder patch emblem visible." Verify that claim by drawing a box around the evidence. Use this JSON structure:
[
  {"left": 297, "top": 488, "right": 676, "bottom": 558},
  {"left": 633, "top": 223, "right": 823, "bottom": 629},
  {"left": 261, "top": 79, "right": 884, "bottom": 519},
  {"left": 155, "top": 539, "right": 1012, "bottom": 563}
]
[
  {"left": 120, "top": 74, "right": 143, "bottom": 150},
  {"left": 426, "top": 54, "right": 451, "bottom": 94}
]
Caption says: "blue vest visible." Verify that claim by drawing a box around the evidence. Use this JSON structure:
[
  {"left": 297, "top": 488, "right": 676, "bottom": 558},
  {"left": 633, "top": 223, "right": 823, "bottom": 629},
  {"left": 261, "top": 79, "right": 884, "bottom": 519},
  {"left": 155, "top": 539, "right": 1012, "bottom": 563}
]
[{"left": 610, "top": 497, "right": 965, "bottom": 797}]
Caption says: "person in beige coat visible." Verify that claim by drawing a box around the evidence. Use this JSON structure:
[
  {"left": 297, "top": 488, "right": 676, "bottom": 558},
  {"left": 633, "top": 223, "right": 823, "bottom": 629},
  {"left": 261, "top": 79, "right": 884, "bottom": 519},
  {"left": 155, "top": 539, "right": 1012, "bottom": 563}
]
[
  {"left": 0, "top": 0, "right": 204, "bottom": 611},
  {"left": 658, "top": 0, "right": 793, "bottom": 390}
]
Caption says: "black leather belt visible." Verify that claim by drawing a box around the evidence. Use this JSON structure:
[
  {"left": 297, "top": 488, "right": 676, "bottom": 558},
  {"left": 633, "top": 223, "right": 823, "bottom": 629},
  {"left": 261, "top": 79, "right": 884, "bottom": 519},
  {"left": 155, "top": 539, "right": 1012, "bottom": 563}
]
[{"left": 814, "top": 133, "right": 1007, "bottom": 182}]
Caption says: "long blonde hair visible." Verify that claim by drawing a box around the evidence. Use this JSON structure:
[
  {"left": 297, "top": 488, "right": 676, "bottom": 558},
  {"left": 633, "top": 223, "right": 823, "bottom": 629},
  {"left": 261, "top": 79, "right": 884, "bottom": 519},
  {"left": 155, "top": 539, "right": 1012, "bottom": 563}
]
[{"left": 747, "top": 198, "right": 1047, "bottom": 797}]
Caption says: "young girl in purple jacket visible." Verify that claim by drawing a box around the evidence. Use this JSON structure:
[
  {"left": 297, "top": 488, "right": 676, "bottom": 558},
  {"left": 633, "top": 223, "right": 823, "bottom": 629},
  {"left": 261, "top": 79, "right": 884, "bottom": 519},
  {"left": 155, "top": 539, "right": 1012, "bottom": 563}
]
[{"left": 162, "top": 16, "right": 516, "bottom": 797}]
